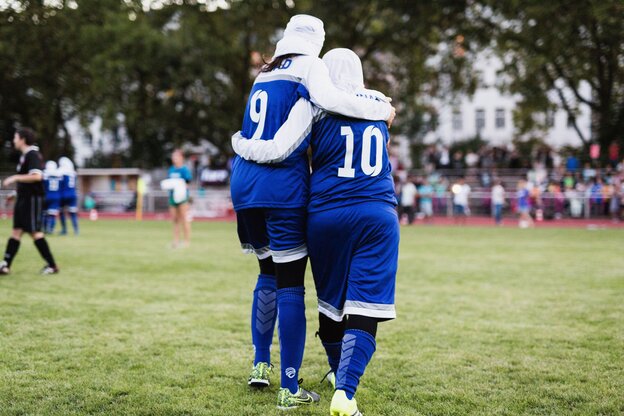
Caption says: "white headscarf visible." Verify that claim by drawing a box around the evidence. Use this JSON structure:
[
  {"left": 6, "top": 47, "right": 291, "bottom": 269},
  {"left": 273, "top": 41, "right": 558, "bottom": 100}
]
[
  {"left": 322, "top": 48, "right": 388, "bottom": 101},
  {"left": 44, "top": 160, "right": 58, "bottom": 177},
  {"left": 58, "top": 156, "right": 75, "bottom": 175},
  {"left": 273, "top": 14, "right": 325, "bottom": 58},
  {"left": 321, "top": 48, "right": 365, "bottom": 93}
]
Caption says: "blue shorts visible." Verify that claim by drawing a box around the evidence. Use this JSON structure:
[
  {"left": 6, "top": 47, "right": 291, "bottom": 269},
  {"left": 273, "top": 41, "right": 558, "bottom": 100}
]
[
  {"left": 46, "top": 197, "right": 61, "bottom": 214},
  {"left": 236, "top": 207, "right": 307, "bottom": 263},
  {"left": 307, "top": 201, "right": 399, "bottom": 321},
  {"left": 61, "top": 195, "right": 78, "bottom": 213}
]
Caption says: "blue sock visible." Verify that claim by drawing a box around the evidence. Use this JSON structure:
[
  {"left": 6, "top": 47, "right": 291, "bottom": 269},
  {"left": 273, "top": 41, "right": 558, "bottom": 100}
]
[
  {"left": 251, "top": 274, "right": 277, "bottom": 365},
  {"left": 277, "top": 286, "right": 306, "bottom": 394},
  {"left": 322, "top": 341, "right": 342, "bottom": 373},
  {"left": 335, "top": 329, "right": 376, "bottom": 400},
  {"left": 48, "top": 216, "right": 56, "bottom": 234},
  {"left": 59, "top": 212, "right": 67, "bottom": 233},
  {"left": 70, "top": 212, "right": 79, "bottom": 234}
]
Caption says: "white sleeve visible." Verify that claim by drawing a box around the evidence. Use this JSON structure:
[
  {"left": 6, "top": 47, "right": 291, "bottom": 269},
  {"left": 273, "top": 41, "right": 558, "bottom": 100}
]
[
  {"left": 231, "top": 98, "right": 317, "bottom": 164},
  {"left": 304, "top": 58, "right": 391, "bottom": 121}
]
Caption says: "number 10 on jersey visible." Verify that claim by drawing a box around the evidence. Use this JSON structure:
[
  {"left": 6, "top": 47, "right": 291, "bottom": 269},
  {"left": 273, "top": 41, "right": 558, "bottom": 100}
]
[{"left": 338, "top": 125, "right": 384, "bottom": 178}]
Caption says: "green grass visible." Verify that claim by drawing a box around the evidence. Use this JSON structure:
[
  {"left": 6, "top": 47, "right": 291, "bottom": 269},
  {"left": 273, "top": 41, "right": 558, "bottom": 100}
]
[{"left": 0, "top": 220, "right": 622, "bottom": 415}]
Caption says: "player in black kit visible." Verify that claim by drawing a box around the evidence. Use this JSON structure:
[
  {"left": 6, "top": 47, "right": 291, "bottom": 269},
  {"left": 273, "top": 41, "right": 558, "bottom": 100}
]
[{"left": 0, "top": 128, "right": 59, "bottom": 275}]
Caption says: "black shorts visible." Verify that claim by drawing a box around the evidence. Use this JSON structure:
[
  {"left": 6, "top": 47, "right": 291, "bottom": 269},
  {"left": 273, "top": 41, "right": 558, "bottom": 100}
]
[{"left": 13, "top": 195, "right": 44, "bottom": 233}]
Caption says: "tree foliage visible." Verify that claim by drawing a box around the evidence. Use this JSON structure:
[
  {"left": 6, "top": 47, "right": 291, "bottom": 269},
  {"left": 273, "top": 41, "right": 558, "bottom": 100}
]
[
  {"left": 476, "top": 0, "right": 624, "bottom": 155},
  {"left": 2, "top": 0, "right": 620, "bottom": 167},
  {"left": 1, "top": 0, "right": 471, "bottom": 167}
]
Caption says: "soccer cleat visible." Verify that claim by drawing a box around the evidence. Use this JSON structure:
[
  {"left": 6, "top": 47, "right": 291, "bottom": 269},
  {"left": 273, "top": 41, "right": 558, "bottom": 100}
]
[
  {"left": 248, "top": 362, "right": 272, "bottom": 387},
  {"left": 0, "top": 261, "right": 9, "bottom": 275},
  {"left": 277, "top": 386, "right": 320, "bottom": 410},
  {"left": 330, "top": 389, "right": 363, "bottom": 416},
  {"left": 40, "top": 265, "right": 59, "bottom": 275},
  {"left": 321, "top": 370, "right": 336, "bottom": 389}
]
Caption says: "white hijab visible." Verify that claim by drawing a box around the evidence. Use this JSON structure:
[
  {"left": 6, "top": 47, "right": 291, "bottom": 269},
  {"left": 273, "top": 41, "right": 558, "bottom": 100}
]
[
  {"left": 322, "top": 48, "right": 387, "bottom": 101},
  {"left": 58, "top": 156, "right": 75, "bottom": 175},
  {"left": 273, "top": 14, "right": 325, "bottom": 58}
]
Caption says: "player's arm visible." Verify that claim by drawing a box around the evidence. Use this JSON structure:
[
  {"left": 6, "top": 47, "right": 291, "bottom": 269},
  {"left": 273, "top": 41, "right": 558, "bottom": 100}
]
[
  {"left": 3, "top": 152, "right": 43, "bottom": 186},
  {"left": 231, "top": 98, "right": 318, "bottom": 164},
  {"left": 304, "top": 58, "right": 396, "bottom": 126},
  {"left": 3, "top": 172, "right": 43, "bottom": 186}
]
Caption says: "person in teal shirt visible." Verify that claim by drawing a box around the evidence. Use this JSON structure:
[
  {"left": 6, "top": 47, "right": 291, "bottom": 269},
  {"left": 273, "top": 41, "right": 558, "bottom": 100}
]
[
  {"left": 167, "top": 149, "right": 192, "bottom": 247},
  {"left": 418, "top": 178, "right": 434, "bottom": 223}
]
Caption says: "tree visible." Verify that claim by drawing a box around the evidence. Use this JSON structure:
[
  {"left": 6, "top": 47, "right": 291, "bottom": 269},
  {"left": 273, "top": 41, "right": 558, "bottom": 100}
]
[
  {"left": 1, "top": 0, "right": 473, "bottom": 168},
  {"left": 476, "top": 0, "right": 624, "bottom": 157},
  {"left": 0, "top": 0, "right": 88, "bottom": 163}
]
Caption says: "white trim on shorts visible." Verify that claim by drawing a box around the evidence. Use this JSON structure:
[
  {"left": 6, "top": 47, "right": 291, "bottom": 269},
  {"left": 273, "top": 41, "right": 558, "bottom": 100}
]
[
  {"left": 318, "top": 299, "right": 345, "bottom": 322},
  {"left": 240, "top": 243, "right": 271, "bottom": 260},
  {"left": 271, "top": 244, "right": 307, "bottom": 264},
  {"left": 318, "top": 299, "right": 396, "bottom": 321}
]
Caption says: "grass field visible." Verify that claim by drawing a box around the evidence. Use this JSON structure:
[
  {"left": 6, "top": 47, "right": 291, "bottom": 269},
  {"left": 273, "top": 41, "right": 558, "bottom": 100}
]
[{"left": 0, "top": 219, "right": 622, "bottom": 416}]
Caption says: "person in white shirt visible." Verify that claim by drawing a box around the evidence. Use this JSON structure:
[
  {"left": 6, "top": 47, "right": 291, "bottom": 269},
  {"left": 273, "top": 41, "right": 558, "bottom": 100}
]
[
  {"left": 491, "top": 180, "right": 505, "bottom": 225},
  {"left": 399, "top": 178, "right": 418, "bottom": 225},
  {"left": 452, "top": 177, "right": 471, "bottom": 225}
]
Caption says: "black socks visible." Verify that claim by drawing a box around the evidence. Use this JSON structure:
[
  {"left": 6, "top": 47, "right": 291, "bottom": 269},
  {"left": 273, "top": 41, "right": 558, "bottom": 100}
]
[
  {"left": 4, "top": 238, "right": 20, "bottom": 267},
  {"left": 34, "top": 238, "right": 56, "bottom": 268}
]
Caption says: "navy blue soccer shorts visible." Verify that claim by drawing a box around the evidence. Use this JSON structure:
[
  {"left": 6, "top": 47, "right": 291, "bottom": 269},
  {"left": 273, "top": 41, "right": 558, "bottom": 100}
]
[
  {"left": 61, "top": 195, "right": 78, "bottom": 213},
  {"left": 46, "top": 197, "right": 61, "bottom": 215},
  {"left": 307, "top": 201, "right": 399, "bottom": 321},
  {"left": 236, "top": 207, "right": 307, "bottom": 264}
]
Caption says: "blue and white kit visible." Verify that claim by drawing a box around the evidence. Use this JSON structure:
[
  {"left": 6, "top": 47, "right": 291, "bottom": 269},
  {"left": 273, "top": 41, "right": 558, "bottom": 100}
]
[
  {"left": 43, "top": 164, "right": 62, "bottom": 215},
  {"left": 59, "top": 169, "right": 78, "bottom": 213},
  {"left": 232, "top": 49, "right": 399, "bottom": 320},
  {"left": 230, "top": 53, "right": 392, "bottom": 264}
]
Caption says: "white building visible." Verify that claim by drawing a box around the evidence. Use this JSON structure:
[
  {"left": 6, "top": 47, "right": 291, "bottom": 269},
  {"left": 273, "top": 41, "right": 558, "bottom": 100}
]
[{"left": 424, "top": 52, "right": 592, "bottom": 148}]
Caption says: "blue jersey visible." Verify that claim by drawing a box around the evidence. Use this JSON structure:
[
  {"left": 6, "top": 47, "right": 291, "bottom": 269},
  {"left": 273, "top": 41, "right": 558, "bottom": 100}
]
[
  {"left": 230, "top": 59, "right": 312, "bottom": 211},
  {"left": 60, "top": 172, "right": 77, "bottom": 199},
  {"left": 44, "top": 175, "right": 62, "bottom": 200},
  {"left": 308, "top": 115, "right": 396, "bottom": 213}
]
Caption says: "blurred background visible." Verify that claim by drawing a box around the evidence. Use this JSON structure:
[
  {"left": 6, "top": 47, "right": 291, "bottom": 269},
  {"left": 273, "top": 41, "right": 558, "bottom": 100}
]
[{"left": 0, "top": 0, "right": 622, "bottom": 222}]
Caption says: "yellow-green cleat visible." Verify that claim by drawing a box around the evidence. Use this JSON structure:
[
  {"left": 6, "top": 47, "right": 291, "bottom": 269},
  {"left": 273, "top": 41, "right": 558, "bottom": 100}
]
[
  {"left": 277, "top": 387, "right": 320, "bottom": 410},
  {"left": 330, "top": 389, "right": 363, "bottom": 416},
  {"left": 248, "top": 362, "right": 272, "bottom": 387}
]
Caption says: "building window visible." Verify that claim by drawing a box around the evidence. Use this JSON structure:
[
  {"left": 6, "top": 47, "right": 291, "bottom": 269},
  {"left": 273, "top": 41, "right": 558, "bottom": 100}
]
[
  {"left": 476, "top": 109, "right": 485, "bottom": 132},
  {"left": 452, "top": 110, "right": 462, "bottom": 131},
  {"left": 567, "top": 115, "right": 575, "bottom": 129},
  {"left": 495, "top": 108, "right": 505, "bottom": 129}
]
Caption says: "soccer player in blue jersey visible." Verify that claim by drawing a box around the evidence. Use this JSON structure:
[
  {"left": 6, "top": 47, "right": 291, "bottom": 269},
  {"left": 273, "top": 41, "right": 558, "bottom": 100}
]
[
  {"left": 230, "top": 15, "right": 394, "bottom": 409},
  {"left": 167, "top": 149, "right": 193, "bottom": 248},
  {"left": 43, "top": 161, "right": 62, "bottom": 234},
  {"left": 58, "top": 157, "right": 79, "bottom": 235},
  {"left": 233, "top": 48, "right": 399, "bottom": 416}
]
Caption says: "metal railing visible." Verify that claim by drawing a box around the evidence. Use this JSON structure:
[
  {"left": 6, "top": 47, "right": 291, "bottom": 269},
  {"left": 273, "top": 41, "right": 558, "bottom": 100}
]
[
  {"left": 399, "top": 191, "right": 619, "bottom": 220},
  {"left": 0, "top": 189, "right": 618, "bottom": 220},
  {"left": 0, "top": 188, "right": 234, "bottom": 219}
]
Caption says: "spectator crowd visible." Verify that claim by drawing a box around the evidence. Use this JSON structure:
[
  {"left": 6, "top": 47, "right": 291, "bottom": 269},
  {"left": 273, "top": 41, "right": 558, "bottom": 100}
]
[{"left": 393, "top": 142, "right": 624, "bottom": 224}]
